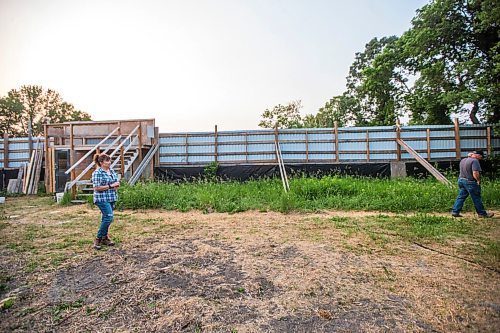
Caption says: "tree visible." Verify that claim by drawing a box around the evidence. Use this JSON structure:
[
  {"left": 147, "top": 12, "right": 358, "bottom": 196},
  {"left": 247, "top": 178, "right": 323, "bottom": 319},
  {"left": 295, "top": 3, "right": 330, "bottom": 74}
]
[
  {"left": 258, "top": 100, "right": 304, "bottom": 129},
  {"left": 319, "top": 0, "right": 499, "bottom": 125},
  {"left": 399, "top": 0, "right": 499, "bottom": 124},
  {"left": 303, "top": 94, "right": 353, "bottom": 128},
  {"left": 336, "top": 36, "right": 408, "bottom": 126},
  {"left": 0, "top": 85, "right": 91, "bottom": 136}
]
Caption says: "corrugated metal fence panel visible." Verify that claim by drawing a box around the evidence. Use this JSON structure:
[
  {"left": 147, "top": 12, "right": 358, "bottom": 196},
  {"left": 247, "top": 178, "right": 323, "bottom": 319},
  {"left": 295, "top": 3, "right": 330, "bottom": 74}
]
[
  {"left": 308, "top": 132, "right": 333, "bottom": 141},
  {"left": 248, "top": 154, "right": 275, "bottom": 161},
  {"left": 160, "top": 146, "right": 185, "bottom": 154},
  {"left": 189, "top": 155, "right": 215, "bottom": 163},
  {"left": 155, "top": 124, "right": 498, "bottom": 165},
  {"left": 160, "top": 136, "right": 186, "bottom": 144},
  {"left": 368, "top": 131, "right": 396, "bottom": 139},
  {"left": 247, "top": 134, "right": 274, "bottom": 142},
  {"left": 430, "top": 130, "right": 455, "bottom": 138},
  {"left": 218, "top": 135, "right": 246, "bottom": 143},
  {"left": 430, "top": 140, "right": 455, "bottom": 149},
  {"left": 248, "top": 143, "right": 274, "bottom": 152},
  {"left": 218, "top": 155, "right": 246, "bottom": 162},
  {"left": 369, "top": 141, "right": 396, "bottom": 151},
  {"left": 8, "top": 161, "right": 26, "bottom": 168},
  {"left": 188, "top": 145, "right": 215, "bottom": 154},
  {"left": 308, "top": 142, "right": 335, "bottom": 152},
  {"left": 460, "top": 138, "right": 487, "bottom": 149},
  {"left": 188, "top": 135, "right": 215, "bottom": 144},
  {"left": 308, "top": 153, "right": 335, "bottom": 160},
  {"left": 370, "top": 153, "right": 397, "bottom": 160},
  {"left": 9, "top": 142, "right": 30, "bottom": 150},
  {"left": 9, "top": 152, "right": 30, "bottom": 160},
  {"left": 339, "top": 153, "right": 368, "bottom": 160},
  {"left": 460, "top": 128, "right": 487, "bottom": 137},
  {"left": 218, "top": 145, "right": 245, "bottom": 153}
]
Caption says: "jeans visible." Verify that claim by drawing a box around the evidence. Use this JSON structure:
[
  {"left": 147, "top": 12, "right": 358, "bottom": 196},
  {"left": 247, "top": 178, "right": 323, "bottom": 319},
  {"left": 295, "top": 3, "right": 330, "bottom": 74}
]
[
  {"left": 95, "top": 201, "right": 115, "bottom": 238},
  {"left": 452, "top": 178, "right": 487, "bottom": 216}
]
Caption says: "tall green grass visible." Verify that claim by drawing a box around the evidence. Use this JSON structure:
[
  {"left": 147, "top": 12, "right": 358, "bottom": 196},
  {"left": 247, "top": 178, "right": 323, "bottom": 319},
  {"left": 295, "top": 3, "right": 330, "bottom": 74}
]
[{"left": 116, "top": 176, "right": 500, "bottom": 213}]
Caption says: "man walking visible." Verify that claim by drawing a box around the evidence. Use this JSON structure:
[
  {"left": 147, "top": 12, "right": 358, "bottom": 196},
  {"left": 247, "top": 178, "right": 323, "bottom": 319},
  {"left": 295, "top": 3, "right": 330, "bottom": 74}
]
[{"left": 452, "top": 150, "right": 494, "bottom": 218}]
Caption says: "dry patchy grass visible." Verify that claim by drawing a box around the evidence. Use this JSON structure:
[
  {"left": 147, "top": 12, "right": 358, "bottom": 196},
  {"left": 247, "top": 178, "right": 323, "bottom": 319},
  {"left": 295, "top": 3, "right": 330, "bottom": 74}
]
[{"left": 0, "top": 196, "right": 499, "bottom": 332}]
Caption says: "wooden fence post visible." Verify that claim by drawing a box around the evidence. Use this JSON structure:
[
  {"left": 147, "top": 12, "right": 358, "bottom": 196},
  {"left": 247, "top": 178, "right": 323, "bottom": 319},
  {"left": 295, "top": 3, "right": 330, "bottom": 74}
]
[
  {"left": 426, "top": 128, "right": 431, "bottom": 161},
  {"left": 214, "top": 125, "right": 218, "bottom": 163},
  {"left": 334, "top": 122, "right": 339, "bottom": 162},
  {"left": 396, "top": 119, "right": 401, "bottom": 161},
  {"left": 453, "top": 118, "right": 461, "bottom": 159},
  {"left": 487, "top": 126, "right": 491, "bottom": 157},
  {"left": 3, "top": 133, "right": 9, "bottom": 168}
]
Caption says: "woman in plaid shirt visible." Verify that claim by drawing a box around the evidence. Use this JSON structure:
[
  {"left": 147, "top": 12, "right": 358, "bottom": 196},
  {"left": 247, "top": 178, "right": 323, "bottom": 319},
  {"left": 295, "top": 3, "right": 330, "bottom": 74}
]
[{"left": 92, "top": 153, "right": 120, "bottom": 250}]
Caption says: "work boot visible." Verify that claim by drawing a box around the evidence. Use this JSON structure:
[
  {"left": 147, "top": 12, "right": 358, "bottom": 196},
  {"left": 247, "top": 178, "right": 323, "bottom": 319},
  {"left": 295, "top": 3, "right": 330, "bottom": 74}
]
[
  {"left": 101, "top": 235, "right": 115, "bottom": 246},
  {"left": 93, "top": 238, "right": 102, "bottom": 250},
  {"left": 480, "top": 212, "right": 495, "bottom": 218}
]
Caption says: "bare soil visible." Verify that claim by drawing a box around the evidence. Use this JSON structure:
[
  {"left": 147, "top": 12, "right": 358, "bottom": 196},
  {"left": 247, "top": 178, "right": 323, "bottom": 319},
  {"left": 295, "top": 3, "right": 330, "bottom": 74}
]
[{"left": 0, "top": 197, "right": 499, "bottom": 332}]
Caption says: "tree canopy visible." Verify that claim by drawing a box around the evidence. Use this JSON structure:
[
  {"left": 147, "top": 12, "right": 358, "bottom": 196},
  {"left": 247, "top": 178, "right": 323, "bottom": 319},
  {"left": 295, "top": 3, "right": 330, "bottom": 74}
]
[
  {"left": 0, "top": 85, "right": 91, "bottom": 137},
  {"left": 259, "top": 0, "right": 499, "bottom": 129}
]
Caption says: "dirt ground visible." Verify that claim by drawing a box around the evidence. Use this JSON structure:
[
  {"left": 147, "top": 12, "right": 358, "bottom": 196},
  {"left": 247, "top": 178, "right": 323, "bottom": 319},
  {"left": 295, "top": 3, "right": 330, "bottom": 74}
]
[{"left": 0, "top": 197, "right": 499, "bottom": 332}]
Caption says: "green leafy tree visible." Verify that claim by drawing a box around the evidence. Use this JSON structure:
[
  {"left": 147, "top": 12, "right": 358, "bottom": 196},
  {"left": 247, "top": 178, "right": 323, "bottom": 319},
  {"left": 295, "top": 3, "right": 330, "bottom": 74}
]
[
  {"left": 303, "top": 94, "right": 353, "bottom": 127},
  {"left": 344, "top": 36, "right": 403, "bottom": 126},
  {"left": 0, "top": 85, "right": 91, "bottom": 136},
  {"left": 258, "top": 100, "right": 304, "bottom": 129},
  {"left": 400, "top": 0, "right": 499, "bottom": 124}
]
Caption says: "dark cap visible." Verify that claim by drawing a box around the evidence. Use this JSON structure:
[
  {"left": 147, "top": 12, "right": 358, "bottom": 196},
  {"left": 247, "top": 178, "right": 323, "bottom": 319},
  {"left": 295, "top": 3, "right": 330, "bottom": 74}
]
[{"left": 472, "top": 150, "right": 484, "bottom": 156}]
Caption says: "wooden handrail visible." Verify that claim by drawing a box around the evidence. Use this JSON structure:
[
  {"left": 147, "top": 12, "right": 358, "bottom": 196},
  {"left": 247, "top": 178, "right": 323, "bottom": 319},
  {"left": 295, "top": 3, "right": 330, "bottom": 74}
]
[
  {"left": 65, "top": 126, "right": 119, "bottom": 174},
  {"left": 110, "top": 125, "right": 140, "bottom": 168},
  {"left": 65, "top": 135, "right": 123, "bottom": 191}
]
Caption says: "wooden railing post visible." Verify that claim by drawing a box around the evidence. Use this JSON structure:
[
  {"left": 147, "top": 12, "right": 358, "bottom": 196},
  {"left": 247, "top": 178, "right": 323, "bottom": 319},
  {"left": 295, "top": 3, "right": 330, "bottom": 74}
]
[
  {"left": 70, "top": 124, "right": 76, "bottom": 198},
  {"left": 119, "top": 122, "right": 125, "bottom": 177},
  {"left": 453, "top": 118, "right": 461, "bottom": 160}
]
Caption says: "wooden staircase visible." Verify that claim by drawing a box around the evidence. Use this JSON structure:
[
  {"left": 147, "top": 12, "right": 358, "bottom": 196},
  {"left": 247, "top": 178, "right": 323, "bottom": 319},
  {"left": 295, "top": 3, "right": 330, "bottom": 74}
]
[{"left": 63, "top": 124, "right": 155, "bottom": 203}]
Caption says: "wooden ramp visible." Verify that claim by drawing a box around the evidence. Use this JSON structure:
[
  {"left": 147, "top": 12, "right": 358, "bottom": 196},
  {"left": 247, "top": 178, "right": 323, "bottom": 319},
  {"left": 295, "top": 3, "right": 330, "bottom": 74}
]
[{"left": 397, "top": 139, "right": 452, "bottom": 186}]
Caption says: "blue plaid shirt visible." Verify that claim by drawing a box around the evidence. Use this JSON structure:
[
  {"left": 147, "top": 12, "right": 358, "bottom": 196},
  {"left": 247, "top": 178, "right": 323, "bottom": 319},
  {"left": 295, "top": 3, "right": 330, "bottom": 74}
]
[{"left": 92, "top": 168, "right": 119, "bottom": 203}]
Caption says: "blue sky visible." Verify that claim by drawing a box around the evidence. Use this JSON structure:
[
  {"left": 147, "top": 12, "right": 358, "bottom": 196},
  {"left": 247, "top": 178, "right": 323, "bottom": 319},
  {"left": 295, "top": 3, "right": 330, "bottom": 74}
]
[{"left": 0, "top": 0, "right": 429, "bottom": 132}]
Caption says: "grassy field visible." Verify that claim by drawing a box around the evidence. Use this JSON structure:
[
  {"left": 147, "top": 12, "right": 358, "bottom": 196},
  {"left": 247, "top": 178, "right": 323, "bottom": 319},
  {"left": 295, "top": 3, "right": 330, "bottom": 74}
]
[
  {"left": 1, "top": 175, "right": 499, "bottom": 332},
  {"left": 117, "top": 176, "right": 500, "bottom": 213}
]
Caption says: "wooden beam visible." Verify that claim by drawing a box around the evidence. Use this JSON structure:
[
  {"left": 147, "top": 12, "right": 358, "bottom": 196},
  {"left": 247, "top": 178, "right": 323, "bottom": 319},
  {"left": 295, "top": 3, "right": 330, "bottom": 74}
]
[
  {"left": 396, "top": 119, "right": 401, "bottom": 161},
  {"left": 305, "top": 129, "right": 309, "bottom": 163},
  {"left": 397, "top": 138, "right": 451, "bottom": 186},
  {"left": 426, "top": 128, "right": 431, "bottom": 161},
  {"left": 70, "top": 124, "right": 76, "bottom": 198},
  {"left": 487, "top": 126, "right": 491, "bottom": 157},
  {"left": 334, "top": 121, "right": 339, "bottom": 162},
  {"left": 214, "top": 125, "right": 218, "bottom": 163},
  {"left": 119, "top": 122, "right": 125, "bottom": 177},
  {"left": 3, "top": 133, "right": 9, "bottom": 168},
  {"left": 453, "top": 118, "right": 461, "bottom": 159},
  {"left": 366, "top": 129, "right": 370, "bottom": 161},
  {"left": 245, "top": 131, "right": 248, "bottom": 163}
]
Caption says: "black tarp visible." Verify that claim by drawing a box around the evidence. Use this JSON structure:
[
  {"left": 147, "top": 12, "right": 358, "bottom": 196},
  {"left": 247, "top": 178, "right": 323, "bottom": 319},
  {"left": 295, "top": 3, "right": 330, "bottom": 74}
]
[
  {"left": 406, "top": 159, "right": 496, "bottom": 178},
  {"left": 155, "top": 163, "right": 391, "bottom": 182}
]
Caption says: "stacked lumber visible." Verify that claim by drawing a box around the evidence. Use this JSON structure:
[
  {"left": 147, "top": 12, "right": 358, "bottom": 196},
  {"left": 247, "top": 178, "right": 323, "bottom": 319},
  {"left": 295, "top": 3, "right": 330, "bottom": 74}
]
[
  {"left": 6, "top": 164, "right": 25, "bottom": 194},
  {"left": 23, "top": 140, "right": 44, "bottom": 195}
]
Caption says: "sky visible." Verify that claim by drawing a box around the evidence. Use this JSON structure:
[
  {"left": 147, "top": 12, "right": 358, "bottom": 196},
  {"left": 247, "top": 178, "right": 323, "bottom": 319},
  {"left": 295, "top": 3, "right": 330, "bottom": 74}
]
[{"left": 0, "top": 0, "right": 429, "bottom": 132}]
